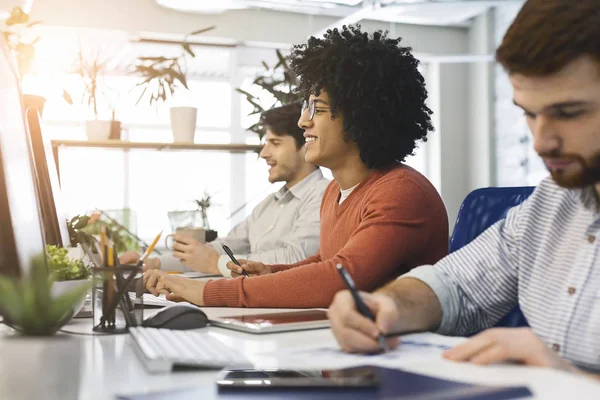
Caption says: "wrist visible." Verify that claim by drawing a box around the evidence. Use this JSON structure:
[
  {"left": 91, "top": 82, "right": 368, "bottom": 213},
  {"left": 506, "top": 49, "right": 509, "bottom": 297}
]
[
  {"left": 184, "top": 281, "right": 205, "bottom": 306},
  {"left": 209, "top": 255, "right": 220, "bottom": 275}
]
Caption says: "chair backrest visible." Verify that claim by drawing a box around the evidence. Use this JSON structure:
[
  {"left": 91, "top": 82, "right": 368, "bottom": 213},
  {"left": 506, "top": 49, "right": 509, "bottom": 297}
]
[
  {"left": 449, "top": 186, "right": 534, "bottom": 329},
  {"left": 449, "top": 186, "right": 535, "bottom": 253}
]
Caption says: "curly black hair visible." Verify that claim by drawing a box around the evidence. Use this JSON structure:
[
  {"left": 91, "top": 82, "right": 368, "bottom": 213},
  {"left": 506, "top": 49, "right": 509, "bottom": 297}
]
[{"left": 289, "top": 25, "right": 434, "bottom": 168}]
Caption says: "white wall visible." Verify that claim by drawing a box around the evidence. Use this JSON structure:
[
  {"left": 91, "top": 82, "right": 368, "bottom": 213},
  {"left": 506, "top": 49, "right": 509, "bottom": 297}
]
[
  {"left": 425, "top": 61, "right": 469, "bottom": 231},
  {"left": 419, "top": 9, "right": 496, "bottom": 232},
  {"left": 467, "top": 9, "right": 494, "bottom": 189}
]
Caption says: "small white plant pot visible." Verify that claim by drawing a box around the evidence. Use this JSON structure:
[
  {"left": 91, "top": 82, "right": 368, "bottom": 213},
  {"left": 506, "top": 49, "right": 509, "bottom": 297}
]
[
  {"left": 170, "top": 106, "right": 197, "bottom": 143},
  {"left": 52, "top": 279, "right": 90, "bottom": 319},
  {"left": 85, "top": 120, "right": 113, "bottom": 141}
]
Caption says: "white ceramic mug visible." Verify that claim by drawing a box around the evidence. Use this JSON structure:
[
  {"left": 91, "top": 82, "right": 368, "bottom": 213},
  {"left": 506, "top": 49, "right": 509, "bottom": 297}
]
[{"left": 165, "top": 227, "right": 205, "bottom": 250}]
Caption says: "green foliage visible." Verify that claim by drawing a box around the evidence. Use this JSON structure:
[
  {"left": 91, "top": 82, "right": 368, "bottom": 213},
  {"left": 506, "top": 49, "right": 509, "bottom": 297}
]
[
  {"left": 132, "top": 26, "right": 215, "bottom": 106},
  {"left": 67, "top": 213, "right": 138, "bottom": 255},
  {"left": 67, "top": 214, "right": 95, "bottom": 249},
  {"left": 236, "top": 50, "right": 302, "bottom": 140},
  {"left": 46, "top": 245, "right": 91, "bottom": 281},
  {"left": 1, "top": 6, "right": 42, "bottom": 79},
  {"left": 0, "top": 254, "right": 91, "bottom": 336},
  {"left": 82, "top": 213, "right": 140, "bottom": 254}
]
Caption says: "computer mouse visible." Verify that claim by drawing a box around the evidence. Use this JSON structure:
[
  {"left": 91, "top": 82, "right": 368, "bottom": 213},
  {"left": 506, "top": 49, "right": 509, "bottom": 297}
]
[{"left": 142, "top": 304, "right": 209, "bottom": 330}]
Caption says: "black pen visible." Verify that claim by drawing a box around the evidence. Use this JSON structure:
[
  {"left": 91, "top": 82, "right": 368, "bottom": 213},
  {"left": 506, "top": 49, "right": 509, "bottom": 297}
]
[
  {"left": 335, "top": 264, "right": 389, "bottom": 352},
  {"left": 221, "top": 244, "right": 249, "bottom": 277}
]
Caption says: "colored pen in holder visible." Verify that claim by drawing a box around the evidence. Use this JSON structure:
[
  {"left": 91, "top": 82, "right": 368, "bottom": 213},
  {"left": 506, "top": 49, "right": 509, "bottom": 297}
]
[{"left": 92, "top": 250, "right": 144, "bottom": 333}]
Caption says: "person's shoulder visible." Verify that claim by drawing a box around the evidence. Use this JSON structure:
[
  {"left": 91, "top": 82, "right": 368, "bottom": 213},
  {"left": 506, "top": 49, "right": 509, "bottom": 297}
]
[
  {"left": 371, "top": 164, "right": 437, "bottom": 196},
  {"left": 298, "top": 170, "right": 331, "bottom": 201}
]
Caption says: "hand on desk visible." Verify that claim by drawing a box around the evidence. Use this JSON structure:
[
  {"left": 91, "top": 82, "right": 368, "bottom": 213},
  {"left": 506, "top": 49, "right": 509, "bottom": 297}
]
[
  {"left": 443, "top": 327, "right": 576, "bottom": 372},
  {"left": 327, "top": 290, "right": 400, "bottom": 353},
  {"left": 227, "top": 260, "right": 272, "bottom": 278},
  {"left": 143, "top": 270, "right": 206, "bottom": 305},
  {"left": 119, "top": 251, "right": 160, "bottom": 271},
  {"left": 171, "top": 235, "right": 219, "bottom": 275}
]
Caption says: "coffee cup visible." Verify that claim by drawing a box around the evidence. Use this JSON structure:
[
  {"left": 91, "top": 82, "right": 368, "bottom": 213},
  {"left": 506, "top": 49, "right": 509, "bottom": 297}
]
[{"left": 165, "top": 227, "right": 206, "bottom": 250}]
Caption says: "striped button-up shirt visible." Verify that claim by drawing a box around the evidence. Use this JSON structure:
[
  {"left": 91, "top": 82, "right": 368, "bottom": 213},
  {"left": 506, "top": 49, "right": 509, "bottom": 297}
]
[{"left": 403, "top": 177, "right": 600, "bottom": 372}]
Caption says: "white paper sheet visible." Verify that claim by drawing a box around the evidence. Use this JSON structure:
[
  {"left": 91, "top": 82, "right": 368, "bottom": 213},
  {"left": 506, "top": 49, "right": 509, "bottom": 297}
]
[{"left": 263, "top": 332, "right": 466, "bottom": 370}]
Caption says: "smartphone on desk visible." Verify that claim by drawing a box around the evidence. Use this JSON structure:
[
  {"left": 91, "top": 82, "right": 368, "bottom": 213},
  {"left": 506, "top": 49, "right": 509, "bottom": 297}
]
[{"left": 216, "top": 366, "right": 380, "bottom": 390}]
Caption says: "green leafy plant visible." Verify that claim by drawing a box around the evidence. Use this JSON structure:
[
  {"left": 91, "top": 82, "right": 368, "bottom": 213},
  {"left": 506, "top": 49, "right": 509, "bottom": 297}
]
[
  {"left": 67, "top": 213, "right": 139, "bottom": 255},
  {"left": 132, "top": 26, "right": 215, "bottom": 106},
  {"left": 0, "top": 254, "right": 91, "bottom": 336},
  {"left": 236, "top": 49, "right": 302, "bottom": 140},
  {"left": 67, "top": 214, "right": 94, "bottom": 247},
  {"left": 82, "top": 212, "right": 140, "bottom": 254},
  {"left": 1, "top": 6, "right": 42, "bottom": 79},
  {"left": 46, "top": 245, "right": 91, "bottom": 281}
]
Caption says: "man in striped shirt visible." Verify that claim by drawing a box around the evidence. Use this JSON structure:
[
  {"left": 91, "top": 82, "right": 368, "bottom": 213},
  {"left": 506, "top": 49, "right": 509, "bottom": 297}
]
[{"left": 328, "top": 0, "right": 600, "bottom": 379}]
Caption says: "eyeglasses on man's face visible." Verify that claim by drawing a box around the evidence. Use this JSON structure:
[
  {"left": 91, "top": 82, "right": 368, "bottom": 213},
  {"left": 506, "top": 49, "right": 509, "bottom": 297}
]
[{"left": 301, "top": 99, "right": 330, "bottom": 121}]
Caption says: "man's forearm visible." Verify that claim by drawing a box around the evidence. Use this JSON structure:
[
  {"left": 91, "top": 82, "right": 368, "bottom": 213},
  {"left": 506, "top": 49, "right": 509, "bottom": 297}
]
[{"left": 377, "top": 277, "right": 442, "bottom": 334}]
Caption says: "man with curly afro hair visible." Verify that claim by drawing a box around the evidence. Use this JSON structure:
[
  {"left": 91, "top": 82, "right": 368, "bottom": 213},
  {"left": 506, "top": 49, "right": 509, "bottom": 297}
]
[{"left": 142, "top": 25, "right": 449, "bottom": 308}]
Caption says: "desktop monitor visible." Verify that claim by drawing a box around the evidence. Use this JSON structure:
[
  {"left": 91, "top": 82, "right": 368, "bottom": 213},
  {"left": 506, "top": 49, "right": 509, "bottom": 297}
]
[
  {"left": 25, "top": 107, "right": 71, "bottom": 247},
  {"left": 0, "top": 36, "right": 47, "bottom": 277}
]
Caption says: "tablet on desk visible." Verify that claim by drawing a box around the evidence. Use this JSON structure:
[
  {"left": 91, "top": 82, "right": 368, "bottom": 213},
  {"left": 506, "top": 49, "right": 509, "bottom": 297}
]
[{"left": 210, "top": 310, "right": 330, "bottom": 333}]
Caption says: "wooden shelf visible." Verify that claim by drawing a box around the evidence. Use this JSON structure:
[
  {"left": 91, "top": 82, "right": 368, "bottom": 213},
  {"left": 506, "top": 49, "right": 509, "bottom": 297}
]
[{"left": 51, "top": 140, "right": 262, "bottom": 153}]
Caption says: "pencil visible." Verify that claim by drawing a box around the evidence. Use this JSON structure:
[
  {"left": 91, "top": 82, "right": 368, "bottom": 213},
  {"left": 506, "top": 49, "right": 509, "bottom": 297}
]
[
  {"left": 100, "top": 226, "right": 107, "bottom": 265},
  {"left": 107, "top": 242, "right": 116, "bottom": 327},
  {"left": 136, "top": 230, "right": 163, "bottom": 268}
]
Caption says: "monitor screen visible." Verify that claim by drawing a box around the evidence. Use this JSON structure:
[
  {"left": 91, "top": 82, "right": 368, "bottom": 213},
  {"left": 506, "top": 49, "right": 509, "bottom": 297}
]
[
  {"left": 0, "top": 36, "right": 46, "bottom": 277},
  {"left": 25, "top": 107, "right": 71, "bottom": 247}
]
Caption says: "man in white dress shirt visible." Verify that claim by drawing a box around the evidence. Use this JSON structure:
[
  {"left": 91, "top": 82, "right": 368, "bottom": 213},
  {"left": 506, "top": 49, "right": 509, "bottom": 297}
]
[{"left": 121, "top": 102, "right": 329, "bottom": 277}]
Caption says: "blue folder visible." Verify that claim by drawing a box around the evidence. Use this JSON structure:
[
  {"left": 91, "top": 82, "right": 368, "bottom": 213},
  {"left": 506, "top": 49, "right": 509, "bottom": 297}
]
[{"left": 117, "top": 366, "right": 532, "bottom": 399}]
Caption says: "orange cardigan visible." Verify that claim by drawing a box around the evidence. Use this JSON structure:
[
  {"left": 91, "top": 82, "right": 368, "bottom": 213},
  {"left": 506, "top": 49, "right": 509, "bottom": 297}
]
[{"left": 203, "top": 164, "right": 449, "bottom": 308}]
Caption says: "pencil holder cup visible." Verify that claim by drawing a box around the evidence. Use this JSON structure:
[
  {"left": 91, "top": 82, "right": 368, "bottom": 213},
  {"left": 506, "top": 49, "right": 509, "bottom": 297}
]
[{"left": 92, "top": 265, "right": 144, "bottom": 334}]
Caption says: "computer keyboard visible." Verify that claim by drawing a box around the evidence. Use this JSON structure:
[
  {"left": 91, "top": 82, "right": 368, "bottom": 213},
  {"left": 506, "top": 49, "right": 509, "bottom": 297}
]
[
  {"left": 129, "top": 293, "right": 177, "bottom": 308},
  {"left": 129, "top": 327, "right": 253, "bottom": 373}
]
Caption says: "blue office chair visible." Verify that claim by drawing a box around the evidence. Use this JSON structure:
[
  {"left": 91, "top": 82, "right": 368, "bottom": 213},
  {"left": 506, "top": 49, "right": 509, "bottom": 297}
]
[{"left": 450, "top": 186, "right": 535, "bottom": 329}]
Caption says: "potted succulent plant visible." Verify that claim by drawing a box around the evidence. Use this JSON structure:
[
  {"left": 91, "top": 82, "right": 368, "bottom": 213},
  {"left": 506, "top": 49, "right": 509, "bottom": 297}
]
[
  {"left": 237, "top": 49, "right": 302, "bottom": 141},
  {"left": 46, "top": 245, "right": 92, "bottom": 317},
  {"left": 0, "top": 252, "right": 91, "bottom": 336},
  {"left": 132, "top": 26, "right": 214, "bottom": 143}
]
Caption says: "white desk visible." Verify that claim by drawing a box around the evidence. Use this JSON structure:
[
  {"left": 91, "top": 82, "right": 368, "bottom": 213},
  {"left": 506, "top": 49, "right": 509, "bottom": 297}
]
[{"left": 1, "top": 308, "right": 599, "bottom": 400}]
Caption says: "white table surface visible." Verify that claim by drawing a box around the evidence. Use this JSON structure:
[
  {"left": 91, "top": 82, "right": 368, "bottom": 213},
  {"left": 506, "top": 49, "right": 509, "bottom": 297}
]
[{"left": 1, "top": 307, "right": 599, "bottom": 400}]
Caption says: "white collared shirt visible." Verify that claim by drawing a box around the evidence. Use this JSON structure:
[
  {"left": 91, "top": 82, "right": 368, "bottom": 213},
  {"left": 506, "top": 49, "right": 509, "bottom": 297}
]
[
  {"left": 213, "top": 169, "right": 329, "bottom": 277},
  {"left": 160, "top": 169, "right": 329, "bottom": 276}
]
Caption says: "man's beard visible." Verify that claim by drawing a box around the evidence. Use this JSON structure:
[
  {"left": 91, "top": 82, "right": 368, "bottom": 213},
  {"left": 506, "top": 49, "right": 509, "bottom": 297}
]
[{"left": 540, "top": 150, "right": 600, "bottom": 188}]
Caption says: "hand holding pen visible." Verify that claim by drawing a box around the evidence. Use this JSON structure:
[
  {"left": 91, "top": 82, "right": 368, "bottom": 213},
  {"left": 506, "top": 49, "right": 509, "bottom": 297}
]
[
  {"left": 335, "top": 264, "right": 390, "bottom": 353},
  {"left": 221, "top": 244, "right": 249, "bottom": 277}
]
